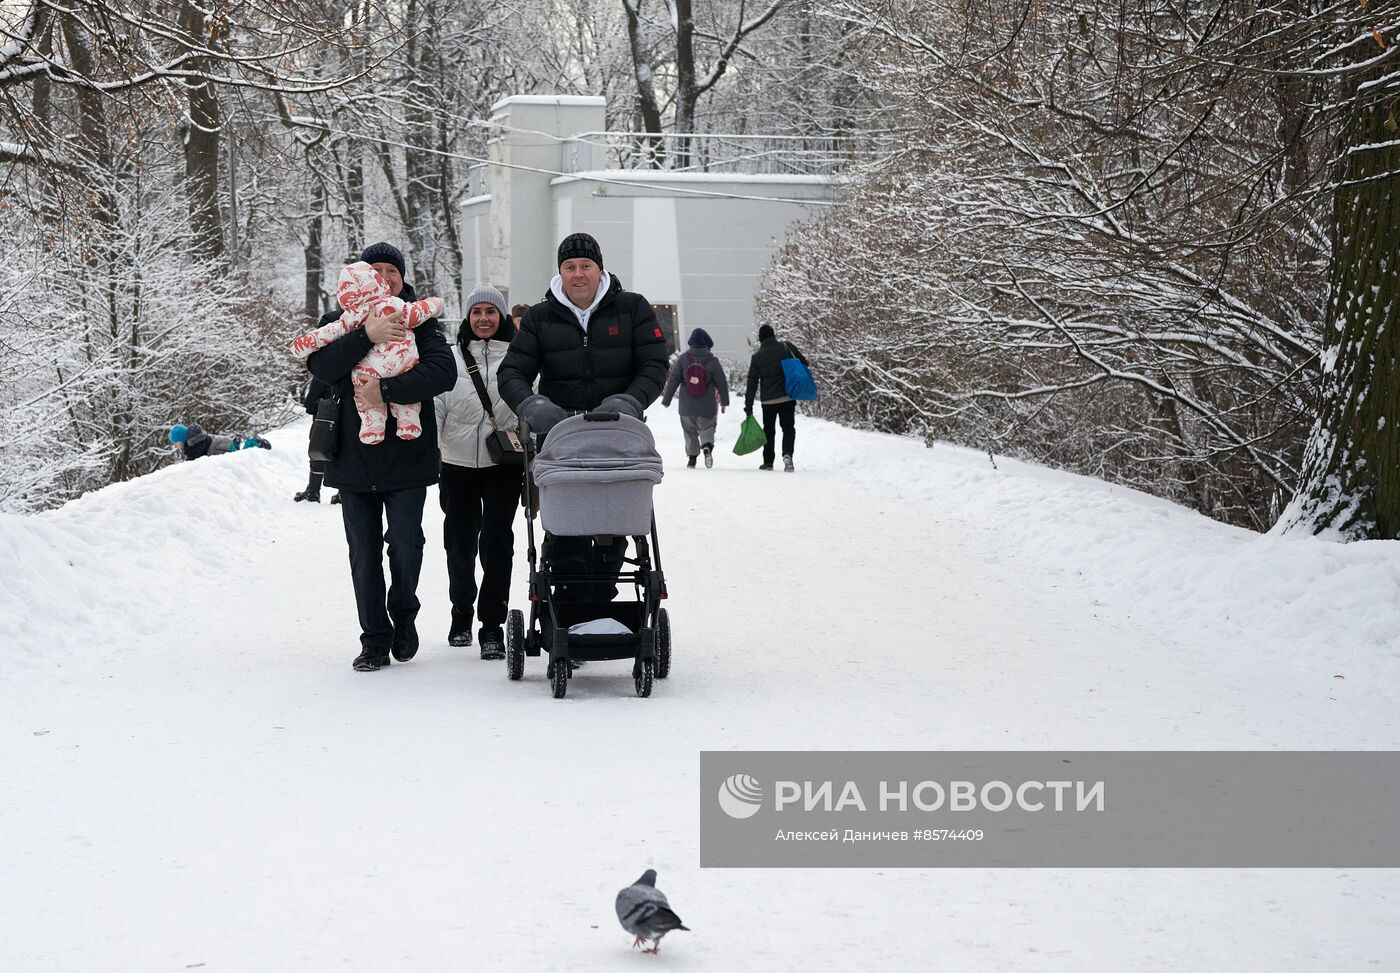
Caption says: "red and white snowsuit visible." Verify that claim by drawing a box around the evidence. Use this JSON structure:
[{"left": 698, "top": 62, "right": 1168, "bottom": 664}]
[{"left": 290, "top": 262, "right": 445, "bottom": 444}]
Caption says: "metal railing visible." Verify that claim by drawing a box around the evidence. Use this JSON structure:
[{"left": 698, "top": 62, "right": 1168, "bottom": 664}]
[{"left": 560, "top": 131, "right": 897, "bottom": 177}]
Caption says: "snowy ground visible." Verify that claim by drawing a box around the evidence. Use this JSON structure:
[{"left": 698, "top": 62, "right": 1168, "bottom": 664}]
[{"left": 3, "top": 411, "right": 1399, "bottom": 971}]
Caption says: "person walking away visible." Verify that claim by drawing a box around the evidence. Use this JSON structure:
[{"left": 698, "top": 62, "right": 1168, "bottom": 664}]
[
  {"left": 434, "top": 284, "right": 522, "bottom": 659},
  {"left": 660, "top": 327, "right": 728, "bottom": 468},
  {"left": 744, "top": 324, "right": 811, "bottom": 472}
]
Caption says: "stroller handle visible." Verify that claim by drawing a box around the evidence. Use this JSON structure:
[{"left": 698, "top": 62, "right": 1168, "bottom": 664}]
[{"left": 517, "top": 408, "right": 627, "bottom": 440}]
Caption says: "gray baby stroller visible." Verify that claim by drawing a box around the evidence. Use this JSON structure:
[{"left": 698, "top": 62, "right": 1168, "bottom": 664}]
[{"left": 506, "top": 411, "right": 671, "bottom": 698}]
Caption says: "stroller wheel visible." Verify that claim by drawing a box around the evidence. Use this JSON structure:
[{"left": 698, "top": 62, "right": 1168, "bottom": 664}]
[
  {"left": 655, "top": 608, "right": 671, "bottom": 680},
  {"left": 550, "top": 657, "right": 569, "bottom": 699},
  {"left": 506, "top": 610, "right": 525, "bottom": 681},
  {"left": 634, "top": 658, "right": 654, "bottom": 698}
]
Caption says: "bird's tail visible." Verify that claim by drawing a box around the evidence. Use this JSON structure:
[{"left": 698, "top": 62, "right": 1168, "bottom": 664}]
[{"left": 653, "top": 907, "right": 688, "bottom": 932}]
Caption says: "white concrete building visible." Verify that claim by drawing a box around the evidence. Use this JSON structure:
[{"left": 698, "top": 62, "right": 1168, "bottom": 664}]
[{"left": 460, "top": 95, "right": 838, "bottom": 357}]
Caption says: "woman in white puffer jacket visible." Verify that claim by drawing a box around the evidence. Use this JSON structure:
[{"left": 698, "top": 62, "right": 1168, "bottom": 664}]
[{"left": 434, "top": 284, "right": 522, "bottom": 658}]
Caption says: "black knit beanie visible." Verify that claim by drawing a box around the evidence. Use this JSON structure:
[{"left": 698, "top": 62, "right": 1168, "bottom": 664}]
[
  {"left": 359, "top": 241, "right": 406, "bottom": 278},
  {"left": 758, "top": 324, "right": 775, "bottom": 342},
  {"left": 557, "top": 232, "right": 603, "bottom": 270}
]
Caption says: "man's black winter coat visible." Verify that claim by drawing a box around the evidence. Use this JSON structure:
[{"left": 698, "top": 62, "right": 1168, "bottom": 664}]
[
  {"left": 497, "top": 275, "right": 669, "bottom": 413},
  {"left": 306, "top": 288, "right": 457, "bottom": 493},
  {"left": 745, "top": 336, "right": 811, "bottom": 409}
]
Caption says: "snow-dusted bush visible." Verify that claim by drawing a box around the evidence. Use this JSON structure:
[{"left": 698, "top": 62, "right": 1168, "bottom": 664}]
[
  {"left": 0, "top": 175, "right": 301, "bottom": 514},
  {"left": 759, "top": 3, "right": 1331, "bottom": 529}
]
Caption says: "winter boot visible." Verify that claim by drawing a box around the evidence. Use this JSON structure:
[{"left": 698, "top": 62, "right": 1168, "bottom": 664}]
[
  {"left": 295, "top": 472, "right": 323, "bottom": 503},
  {"left": 479, "top": 625, "right": 505, "bottom": 661},
  {"left": 758, "top": 462, "right": 774, "bottom": 471},
  {"left": 686, "top": 455, "right": 697, "bottom": 469},
  {"left": 703, "top": 443, "right": 713, "bottom": 468},
  {"left": 330, "top": 493, "right": 342, "bottom": 505},
  {"left": 783, "top": 455, "right": 795, "bottom": 473},
  {"left": 391, "top": 621, "right": 419, "bottom": 662},
  {"left": 449, "top": 612, "right": 473, "bottom": 647},
  {"left": 353, "top": 647, "right": 390, "bottom": 672}
]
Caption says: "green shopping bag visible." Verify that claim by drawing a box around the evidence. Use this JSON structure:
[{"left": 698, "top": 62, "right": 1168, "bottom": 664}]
[{"left": 733, "top": 413, "right": 767, "bottom": 455}]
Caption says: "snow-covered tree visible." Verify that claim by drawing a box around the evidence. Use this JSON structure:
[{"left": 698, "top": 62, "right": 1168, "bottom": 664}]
[{"left": 759, "top": 1, "right": 1388, "bottom": 530}]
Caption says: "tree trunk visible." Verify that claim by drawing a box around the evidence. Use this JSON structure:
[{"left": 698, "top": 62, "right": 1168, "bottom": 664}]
[
  {"left": 57, "top": 16, "right": 114, "bottom": 237},
  {"left": 345, "top": 144, "right": 365, "bottom": 254},
  {"left": 305, "top": 177, "right": 326, "bottom": 324},
  {"left": 178, "top": 0, "right": 224, "bottom": 262},
  {"left": 1278, "top": 66, "right": 1400, "bottom": 539},
  {"left": 673, "top": 0, "right": 697, "bottom": 168},
  {"left": 437, "top": 113, "right": 465, "bottom": 309},
  {"left": 402, "top": 22, "right": 440, "bottom": 294},
  {"left": 624, "top": 0, "right": 666, "bottom": 168},
  {"left": 30, "top": 9, "right": 61, "bottom": 232}
]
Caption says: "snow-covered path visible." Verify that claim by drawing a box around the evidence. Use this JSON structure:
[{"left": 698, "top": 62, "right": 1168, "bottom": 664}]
[{"left": 3, "top": 412, "right": 1398, "bottom": 970}]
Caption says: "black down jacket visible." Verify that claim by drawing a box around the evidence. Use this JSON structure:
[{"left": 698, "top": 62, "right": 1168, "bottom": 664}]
[
  {"left": 497, "top": 275, "right": 669, "bottom": 414},
  {"left": 305, "top": 288, "right": 457, "bottom": 493}
]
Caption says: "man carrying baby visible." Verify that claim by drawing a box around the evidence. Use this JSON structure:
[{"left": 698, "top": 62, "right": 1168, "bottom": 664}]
[{"left": 307, "top": 241, "right": 457, "bottom": 672}]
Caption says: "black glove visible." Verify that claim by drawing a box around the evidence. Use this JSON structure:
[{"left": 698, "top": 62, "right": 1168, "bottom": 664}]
[
  {"left": 518, "top": 394, "right": 567, "bottom": 435},
  {"left": 598, "top": 393, "right": 643, "bottom": 418}
]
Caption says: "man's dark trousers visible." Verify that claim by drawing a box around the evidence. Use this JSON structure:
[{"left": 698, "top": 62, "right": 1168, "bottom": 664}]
[
  {"left": 761, "top": 400, "right": 797, "bottom": 466},
  {"left": 340, "top": 487, "right": 427, "bottom": 650},
  {"left": 542, "top": 534, "right": 627, "bottom": 605}
]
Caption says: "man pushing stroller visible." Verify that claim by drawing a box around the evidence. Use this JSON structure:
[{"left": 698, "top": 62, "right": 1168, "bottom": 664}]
[{"left": 498, "top": 233, "right": 669, "bottom": 604}]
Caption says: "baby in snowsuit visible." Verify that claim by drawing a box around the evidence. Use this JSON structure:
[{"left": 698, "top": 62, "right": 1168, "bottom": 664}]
[{"left": 290, "top": 261, "right": 445, "bottom": 444}]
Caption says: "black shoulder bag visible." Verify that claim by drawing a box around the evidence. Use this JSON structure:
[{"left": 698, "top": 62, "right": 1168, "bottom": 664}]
[
  {"left": 465, "top": 349, "right": 526, "bottom": 466},
  {"left": 308, "top": 391, "right": 340, "bottom": 462}
]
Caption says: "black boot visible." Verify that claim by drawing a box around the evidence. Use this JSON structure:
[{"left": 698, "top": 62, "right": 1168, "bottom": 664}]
[
  {"left": 353, "top": 647, "right": 390, "bottom": 671},
  {"left": 479, "top": 625, "right": 505, "bottom": 660},
  {"left": 449, "top": 612, "right": 473, "bottom": 647},
  {"left": 686, "top": 455, "right": 697, "bottom": 469},
  {"left": 295, "top": 472, "right": 323, "bottom": 503},
  {"left": 391, "top": 620, "right": 419, "bottom": 662}
]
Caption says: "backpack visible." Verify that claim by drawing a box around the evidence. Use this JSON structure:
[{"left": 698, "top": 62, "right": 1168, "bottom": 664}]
[{"left": 683, "top": 354, "right": 710, "bottom": 397}]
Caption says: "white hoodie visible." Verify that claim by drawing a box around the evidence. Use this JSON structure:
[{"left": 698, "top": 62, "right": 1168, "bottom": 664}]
[{"left": 549, "top": 270, "right": 613, "bottom": 333}]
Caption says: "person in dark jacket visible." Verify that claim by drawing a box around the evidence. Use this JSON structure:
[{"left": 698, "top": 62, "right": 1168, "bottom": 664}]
[
  {"left": 293, "top": 375, "right": 340, "bottom": 504},
  {"left": 660, "top": 327, "right": 729, "bottom": 468},
  {"left": 306, "top": 241, "right": 457, "bottom": 672},
  {"left": 744, "top": 324, "right": 811, "bottom": 472},
  {"left": 498, "top": 232, "right": 668, "bottom": 426},
  {"left": 497, "top": 232, "right": 668, "bottom": 605},
  {"left": 433, "top": 284, "right": 521, "bottom": 657}
]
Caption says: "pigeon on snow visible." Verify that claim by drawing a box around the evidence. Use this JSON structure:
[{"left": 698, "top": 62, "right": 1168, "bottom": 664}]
[{"left": 615, "top": 869, "right": 689, "bottom": 953}]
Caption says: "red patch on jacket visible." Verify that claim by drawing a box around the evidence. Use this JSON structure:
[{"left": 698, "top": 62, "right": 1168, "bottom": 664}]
[
  {"left": 653, "top": 328, "right": 664, "bottom": 339},
  {"left": 608, "top": 325, "right": 620, "bottom": 336}
]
